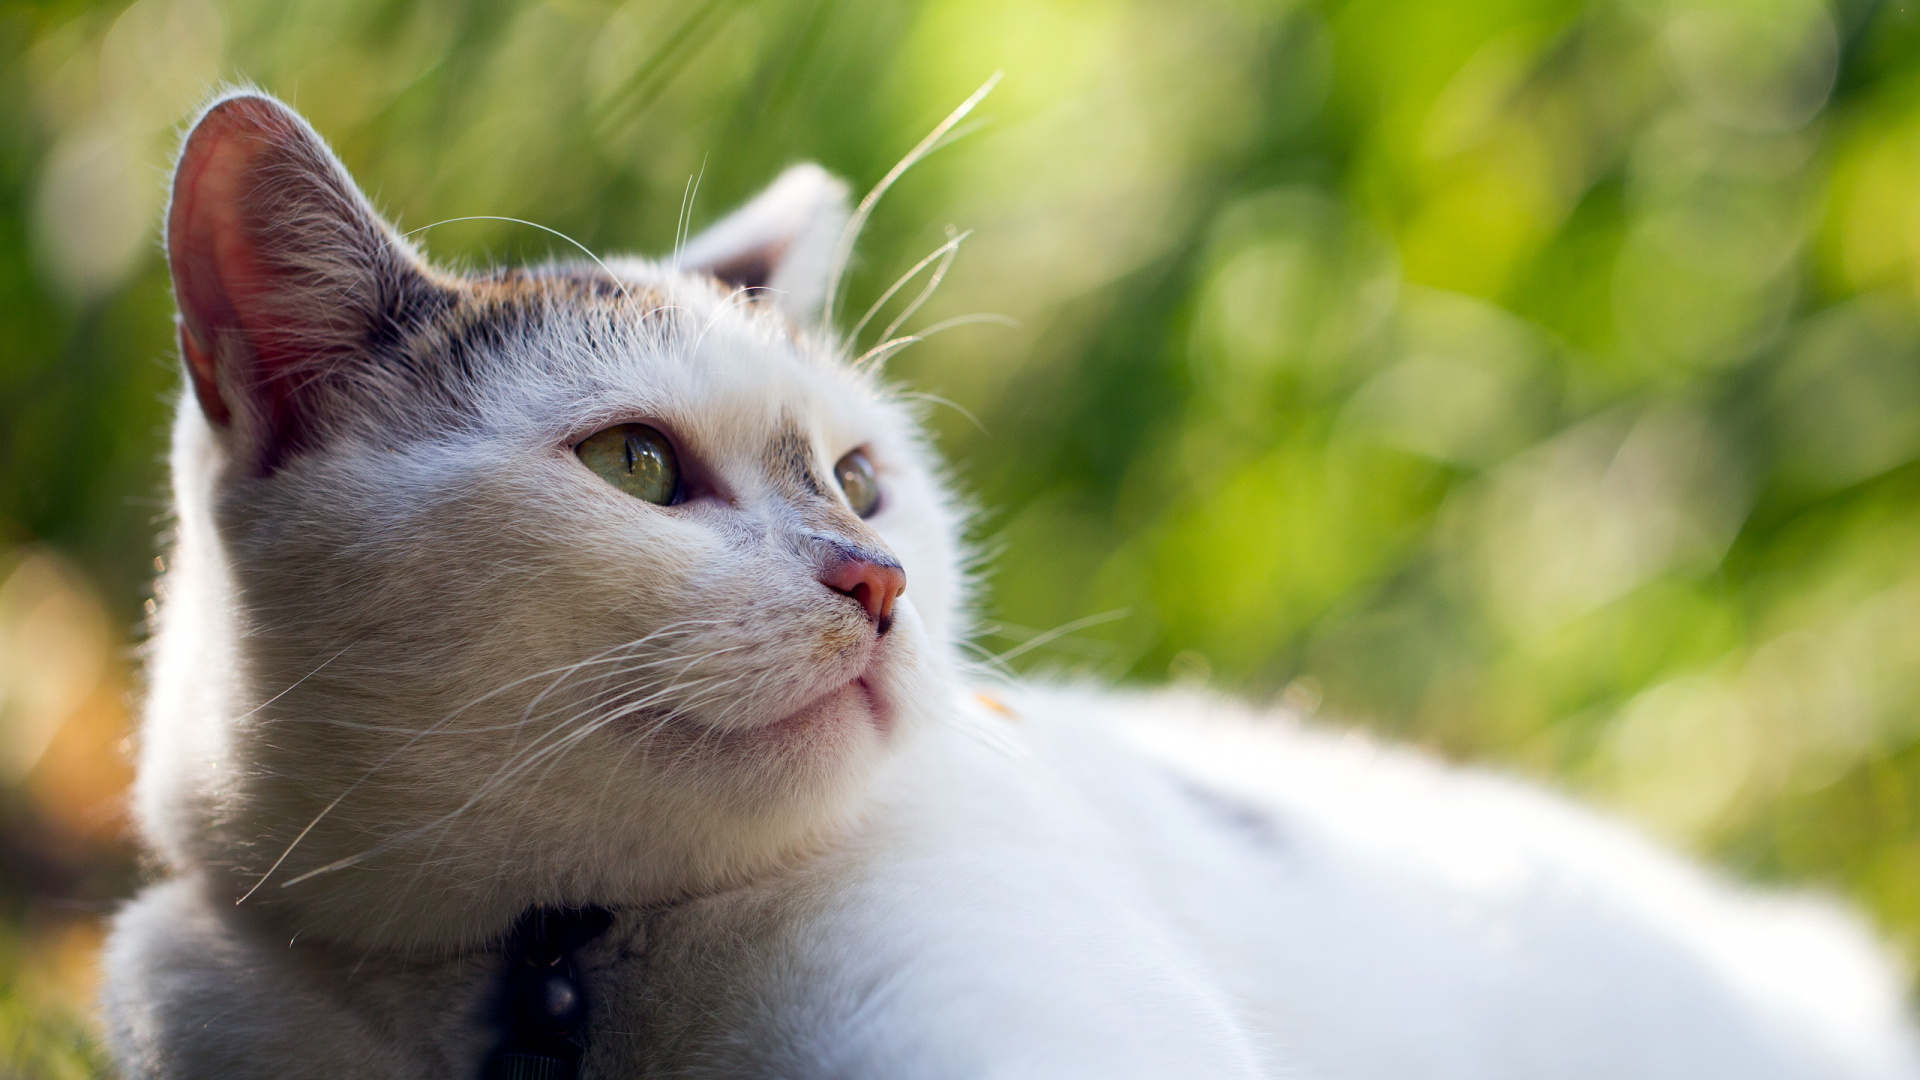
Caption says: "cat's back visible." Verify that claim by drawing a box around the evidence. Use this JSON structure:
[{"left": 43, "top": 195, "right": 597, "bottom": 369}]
[{"left": 998, "top": 682, "right": 1920, "bottom": 1080}]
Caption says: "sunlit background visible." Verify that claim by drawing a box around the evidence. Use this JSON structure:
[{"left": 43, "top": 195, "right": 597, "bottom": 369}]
[{"left": 4, "top": 0, "right": 1920, "bottom": 1071}]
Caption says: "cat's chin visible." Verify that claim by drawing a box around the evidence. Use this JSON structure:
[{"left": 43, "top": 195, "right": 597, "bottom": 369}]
[
  {"left": 754, "top": 675, "right": 890, "bottom": 742},
  {"left": 696, "top": 667, "right": 893, "bottom": 758}
]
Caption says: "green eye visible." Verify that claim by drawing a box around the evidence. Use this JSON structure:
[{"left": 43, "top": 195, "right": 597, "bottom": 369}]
[
  {"left": 577, "top": 424, "right": 679, "bottom": 505},
  {"left": 835, "top": 448, "right": 880, "bottom": 517}
]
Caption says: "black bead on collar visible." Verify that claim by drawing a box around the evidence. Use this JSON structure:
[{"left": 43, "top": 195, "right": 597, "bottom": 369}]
[{"left": 482, "top": 906, "right": 615, "bottom": 1080}]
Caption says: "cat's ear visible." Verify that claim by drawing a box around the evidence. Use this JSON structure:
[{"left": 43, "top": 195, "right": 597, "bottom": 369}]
[
  {"left": 167, "top": 91, "right": 443, "bottom": 471},
  {"left": 680, "top": 163, "right": 850, "bottom": 324}
]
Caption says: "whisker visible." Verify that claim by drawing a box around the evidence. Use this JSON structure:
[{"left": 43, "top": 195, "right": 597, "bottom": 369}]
[
  {"left": 390, "top": 216, "right": 637, "bottom": 306},
  {"left": 925, "top": 118, "right": 989, "bottom": 159},
  {"left": 671, "top": 154, "right": 709, "bottom": 273},
  {"left": 849, "top": 228, "right": 972, "bottom": 346},
  {"left": 286, "top": 656, "right": 757, "bottom": 887},
  {"left": 687, "top": 285, "right": 764, "bottom": 360},
  {"left": 897, "top": 391, "right": 988, "bottom": 436},
  {"left": 852, "top": 313, "right": 1019, "bottom": 371},
  {"left": 990, "top": 609, "right": 1130, "bottom": 666},
  {"left": 241, "top": 620, "right": 728, "bottom": 899},
  {"left": 878, "top": 228, "right": 966, "bottom": 345},
  {"left": 303, "top": 647, "right": 747, "bottom": 737},
  {"left": 234, "top": 643, "right": 356, "bottom": 725},
  {"left": 822, "top": 72, "right": 1002, "bottom": 324}
]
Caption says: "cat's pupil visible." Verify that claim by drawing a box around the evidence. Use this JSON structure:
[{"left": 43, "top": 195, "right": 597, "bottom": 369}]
[
  {"left": 835, "top": 449, "right": 880, "bottom": 518},
  {"left": 577, "top": 423, "right": 678, "bottom": 505}
]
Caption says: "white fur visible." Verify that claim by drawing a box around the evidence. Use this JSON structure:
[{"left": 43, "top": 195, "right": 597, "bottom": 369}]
[
  {"left": 109, "top": 685, "right": 1920, "bottom": 1077},
  {"left": 106, "top": 93, "right": 1920, "bottom": 1078}
]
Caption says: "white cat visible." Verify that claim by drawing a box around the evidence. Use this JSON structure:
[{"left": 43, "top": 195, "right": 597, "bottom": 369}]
[{"left": 103, "top": 90, "right": 1920, "bottom": 1079}]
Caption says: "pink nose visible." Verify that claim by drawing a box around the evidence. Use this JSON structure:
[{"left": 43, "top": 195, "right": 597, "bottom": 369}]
[{"left": 821, "top": 555, "right": 906, "bottom": 631}]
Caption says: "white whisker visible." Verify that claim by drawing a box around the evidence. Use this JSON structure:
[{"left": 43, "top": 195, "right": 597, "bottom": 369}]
[
  {"left": 852, "top": 313, "right": 1019, "bottom": 371},
  {"left": 990, "top": 609, "right": 1130, "bottom": 666},
  {"left": 242, "top": 620, "right": 729, "bottom": 899},
  {"left": 898, "top": 391, "right": 988, "bottom": 435},
  {"left": 822, "top": 72, "right": 1002, "bottom": 323},
  {"left": 284, "top": 647, "right": 761, "bottom": 889},
  {"left": 849, "top": 228, "right": 972, "bottom": 346},
  {"left": 671, "top": 154, "right": 709, "bottom": 273},
  {"left": 391, "top": 216, "right": 636, "bottom": 306}
]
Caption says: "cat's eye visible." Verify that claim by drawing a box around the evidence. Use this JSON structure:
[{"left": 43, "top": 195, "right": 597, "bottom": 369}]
[
  {"left": 835, "top": 448, "right": 880, "bottom": 517},
  {"left": 577, "top": 424, "right": 680, "bottom": 505}
]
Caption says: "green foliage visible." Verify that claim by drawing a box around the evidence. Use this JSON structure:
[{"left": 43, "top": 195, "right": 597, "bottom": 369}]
[
  {"left": 0, "top": 927, "right": 110, "bottom": 1080},
  {"left": 0, "top": 995, "right": 107, "bottom": 1080},
  {"left": 4, "top": 0, "right": 1920, "bottom": 1042}
]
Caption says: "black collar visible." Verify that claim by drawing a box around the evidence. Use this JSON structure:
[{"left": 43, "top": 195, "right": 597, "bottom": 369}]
[{"left": 482, "top": 906, "right": 615, "bottom": 1080}]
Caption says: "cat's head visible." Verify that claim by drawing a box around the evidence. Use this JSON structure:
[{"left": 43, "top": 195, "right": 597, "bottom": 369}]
[{"left": 136, "top": 91, "right": 969, "bottom": 950}]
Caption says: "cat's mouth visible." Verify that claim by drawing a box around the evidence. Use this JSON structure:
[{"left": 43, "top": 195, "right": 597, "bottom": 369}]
[
  {"left": 645, "top": 634, "right": 898, "bottom": 747},
  {"left": 722, "top": 627, "right": 899, "bottom": 743},
  {"left": 752, "top": 673, "right": 890, "bottom": 742}
]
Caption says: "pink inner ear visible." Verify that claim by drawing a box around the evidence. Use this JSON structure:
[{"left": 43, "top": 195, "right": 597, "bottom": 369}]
[{"left": 170, "top": 97, "right": 306, "bottom": 437}]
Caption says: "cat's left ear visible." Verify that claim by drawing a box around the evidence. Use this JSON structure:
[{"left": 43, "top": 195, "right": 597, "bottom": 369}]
[
  {"left": 168, "top": 91, "right": 445, "bottom": 473},
  {"left": 679, "top": 163, "right": 850, "bottom": 324}
]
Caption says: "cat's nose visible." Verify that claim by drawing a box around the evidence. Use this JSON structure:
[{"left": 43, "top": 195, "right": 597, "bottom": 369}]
[{"left": 820, "top": 553, "right": 906, "bottom": 632}]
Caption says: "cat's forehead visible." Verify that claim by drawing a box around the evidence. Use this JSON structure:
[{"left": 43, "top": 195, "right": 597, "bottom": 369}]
[{"left": 441, "top": 263, "right": 883, "bottom": 447}]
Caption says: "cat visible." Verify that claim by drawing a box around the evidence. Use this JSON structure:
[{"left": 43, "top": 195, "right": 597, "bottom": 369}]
[{"left": 102, "top": 89, "right": 1920, "bottom": 1079}]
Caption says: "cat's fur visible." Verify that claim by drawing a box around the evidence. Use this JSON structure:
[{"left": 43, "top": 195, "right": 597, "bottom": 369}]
[{"left": 104, "top": 91, "right": 1920, "bottom": 1078}]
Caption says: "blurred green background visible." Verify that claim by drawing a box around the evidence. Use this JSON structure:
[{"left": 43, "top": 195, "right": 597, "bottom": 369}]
[{"left": 5, "top": 0, "right": 1920, "bottom": 1071}]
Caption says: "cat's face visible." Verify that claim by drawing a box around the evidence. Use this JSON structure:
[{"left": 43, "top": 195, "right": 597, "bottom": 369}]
[{"left": 137, "top": 93, "right": 967, "bottom": 950}]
